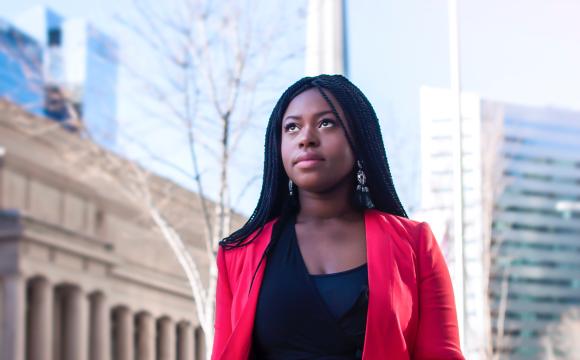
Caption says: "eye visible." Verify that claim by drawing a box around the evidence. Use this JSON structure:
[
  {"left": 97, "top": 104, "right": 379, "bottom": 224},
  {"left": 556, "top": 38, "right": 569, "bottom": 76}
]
[
  {"left": 284, "top": 122, "right": 298, "bottom": 132},
  {"left": 320, "top": 118, "right": 336, "bottom": 128}
]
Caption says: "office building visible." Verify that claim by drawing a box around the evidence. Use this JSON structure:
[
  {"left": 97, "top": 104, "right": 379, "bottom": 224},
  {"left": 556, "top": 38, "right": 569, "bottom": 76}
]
[
  {"left": 305, "top": 0, "right": 347, "bottom": 75},
  {"left": 15, "top": 6, "right": 119, "bottom": 148},
  {"left": 0, "top": 18, "right": 43, "bottom": 114},
  {"left": 0, "top": 100, "right": 245, "bottom": 360},
  {"left": 419, "top": 86, "right": 486, "bottom": 359},
  {"left": 419, "top": 86, "right": 580, "bottom": 359}
]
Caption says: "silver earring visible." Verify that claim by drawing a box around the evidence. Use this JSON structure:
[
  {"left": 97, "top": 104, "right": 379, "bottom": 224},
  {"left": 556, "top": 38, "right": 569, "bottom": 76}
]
[
  {"left": 288, "top": 179, "right": 294, "bottom": 196},
  {"left": 356, "top": 160, "right": 374, "bottom": 208}
]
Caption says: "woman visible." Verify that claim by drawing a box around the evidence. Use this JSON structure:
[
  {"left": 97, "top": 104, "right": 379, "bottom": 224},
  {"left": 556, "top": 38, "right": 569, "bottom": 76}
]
[{"left": 212, "top": 75, "right": 464, "bottom": 360}]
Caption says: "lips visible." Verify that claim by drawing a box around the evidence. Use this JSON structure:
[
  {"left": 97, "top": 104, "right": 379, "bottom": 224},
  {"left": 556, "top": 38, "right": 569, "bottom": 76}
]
[{"left": 294, "top": 152, "right": 325, "bottom": 166}]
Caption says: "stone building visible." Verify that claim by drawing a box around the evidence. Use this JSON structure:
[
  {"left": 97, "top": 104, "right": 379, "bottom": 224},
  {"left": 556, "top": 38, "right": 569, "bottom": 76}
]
[{"left": 0, "top": 100, "right": 244, "bottom": 360}]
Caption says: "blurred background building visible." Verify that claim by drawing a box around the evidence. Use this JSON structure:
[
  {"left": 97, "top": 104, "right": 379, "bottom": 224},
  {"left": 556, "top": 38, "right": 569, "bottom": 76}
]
[
  {"left": 0, "top": 100, "right": 219, "bottom": 360},
  {"left": 419, "top": 87, "right": 486, "bottom": 357},
  {"left": 0, "top": 5, "right": 119, "bottom": 149},
  {"left": 304, "top": 1, "right": 580, "bottom": 358},
  {"left": 1, "top": 0, "right": 579, "bottom": 359},
  {"left": 305, "top": 0, "right": 347, "bottom": 76},
  {"left": 0, "top": 18, "right": 43, "bottom": 115},
  {"left": 420, "top": 86, "right": 580, "bottom": 359}
]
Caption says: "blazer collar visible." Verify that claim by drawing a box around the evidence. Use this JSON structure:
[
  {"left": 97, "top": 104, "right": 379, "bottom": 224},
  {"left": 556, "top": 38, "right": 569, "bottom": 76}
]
[
  {"left": 362, "top": 209, "right": 407, "bottom": 358},
  {"left": 218, "top": 209, "right": 407, "bottom": 359}
]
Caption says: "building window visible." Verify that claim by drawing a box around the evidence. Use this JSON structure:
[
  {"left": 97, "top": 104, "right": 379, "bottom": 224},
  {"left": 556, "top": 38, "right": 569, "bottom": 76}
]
[{"left": 48, "top": 28, "right": 61, "bottom": 47}]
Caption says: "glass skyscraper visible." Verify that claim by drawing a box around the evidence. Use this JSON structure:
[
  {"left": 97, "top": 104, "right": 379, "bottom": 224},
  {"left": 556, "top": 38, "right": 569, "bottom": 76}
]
[
  {"left": 12, "top": 5, "right": 119, "bottom": 149},
  {"left": 0, "top": 18, "right": 43, "bottom": 114},
  {"left": 420, "top": 86, "right": 580, "bottom": 359}
]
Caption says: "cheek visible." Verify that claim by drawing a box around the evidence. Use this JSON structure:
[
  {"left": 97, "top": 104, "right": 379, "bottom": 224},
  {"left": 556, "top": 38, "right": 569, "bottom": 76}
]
[
  {"left": 341, "top": 143, "right": 355, "bottom": 163},
  {"left": 339, "top": 149, "right": 355, "bottom": 176},
  {"left": 337, "top": 139, "right": 356, "bottom": 176},
  {"left": 329, "top": 134, "right": 355, "bottom": 164},
  {"left": 280, "top": 137, "right": 293, "bottom": 174}
]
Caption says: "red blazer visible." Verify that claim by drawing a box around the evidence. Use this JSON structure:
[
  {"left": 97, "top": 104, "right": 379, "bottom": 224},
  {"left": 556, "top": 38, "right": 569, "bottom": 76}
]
[{"left": 212, "top": 209, "right": 464, "bottom": 360}]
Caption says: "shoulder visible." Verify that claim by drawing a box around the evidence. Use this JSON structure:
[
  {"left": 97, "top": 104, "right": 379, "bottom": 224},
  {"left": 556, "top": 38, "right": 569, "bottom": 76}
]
[
  {"left": 217, "top": 218, "right": 278, "bottom": 273},
  {"left": 367, "top": 209, "right": 427, "bottom": 236},
  {"left": 366, "top": 209, "right": 435, "bottom": 253}
]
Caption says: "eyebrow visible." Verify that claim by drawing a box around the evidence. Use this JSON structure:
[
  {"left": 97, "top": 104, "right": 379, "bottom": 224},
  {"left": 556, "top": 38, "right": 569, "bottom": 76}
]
[{"left": 283, "top": 110, "right": 335, "bottom": 122}]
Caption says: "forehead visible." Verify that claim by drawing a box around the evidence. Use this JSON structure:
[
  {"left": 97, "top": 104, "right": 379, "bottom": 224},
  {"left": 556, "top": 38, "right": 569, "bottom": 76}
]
[{"left": 283, "top": 88, "right": 345, "bottom": 118}]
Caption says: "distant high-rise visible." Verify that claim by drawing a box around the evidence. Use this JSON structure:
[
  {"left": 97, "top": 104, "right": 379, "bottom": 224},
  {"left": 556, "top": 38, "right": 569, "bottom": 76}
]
[
  {"left": 419, "top": 87, "right": 486, "bottom": 359},
  {"left": 15, "top": 5, "right": 119, "bottom": 149},
  {"left": 420, "top": 86, "right": 580, "bottom": 359},
  {"left": 0, "top": 18, "right": 43, "bottom": 114},
  {"left": 305, "top": 0, "right": 347, "bottom": 76}
]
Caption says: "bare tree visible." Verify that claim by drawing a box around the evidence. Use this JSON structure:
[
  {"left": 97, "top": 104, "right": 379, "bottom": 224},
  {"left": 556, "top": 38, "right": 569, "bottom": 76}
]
[
  {"left": 110, "top": 0, "right": 304, "bottom": 357},
  {"left": 480, "top": 102, "right": 513, "bottom": 360},
  {"left": 3, "top": 1, "right": 303, "bottom": 358},
  {"left": 2, "top": 3, "right": 302, "bottom": 358},
  {"left": 543, "top": 307, "right": 580, "bottom": 359}
]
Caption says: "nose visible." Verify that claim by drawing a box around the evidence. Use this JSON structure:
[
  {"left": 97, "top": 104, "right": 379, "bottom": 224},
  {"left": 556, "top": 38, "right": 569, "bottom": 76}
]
[{"left": 298, "top": 125, "right": 320, "bottom": 148}]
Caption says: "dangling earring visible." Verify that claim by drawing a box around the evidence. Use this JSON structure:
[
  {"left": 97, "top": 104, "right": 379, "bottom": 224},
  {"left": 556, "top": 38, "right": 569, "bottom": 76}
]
[
  {"left": 356, "top": 160, "right": 374, "bottom": 208},
  {"left": 288, "top": 179, "right": 300, "bottom": 209}
]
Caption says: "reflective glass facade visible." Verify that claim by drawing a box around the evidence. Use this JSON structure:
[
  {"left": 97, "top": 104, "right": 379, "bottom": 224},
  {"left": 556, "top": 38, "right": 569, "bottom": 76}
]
[
  {"left": 14, "top": 6, "right": 118, "bottom": 149},
  {"left": 487, "top": 104, "right": 580, "bottom": 359},
  {"left": 0, "top": 18, "right": 43, "bottom": 114},
  {"left": 420, "top": 87, "right": 580, "bottom": 359}
]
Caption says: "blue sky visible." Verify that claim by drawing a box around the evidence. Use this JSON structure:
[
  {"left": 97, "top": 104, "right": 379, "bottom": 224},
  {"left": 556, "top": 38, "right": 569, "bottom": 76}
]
[
  {"left": 2, "top": 0, "right": 579, "bottom": 215},
  {"left": 347, "top": 0, "right": 580, "bottom": 211},
  {"left": 0, "top": 0, "right": 307, "bottom": 216},
  {"left": 0, "top": 1, "right": 127, "bottom": 27}
]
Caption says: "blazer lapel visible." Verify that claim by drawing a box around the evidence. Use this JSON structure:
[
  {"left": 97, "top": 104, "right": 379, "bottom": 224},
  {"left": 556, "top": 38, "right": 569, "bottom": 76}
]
[
  {"left": 218, "top": 211, "right": 410, "bottom": 359},
  {"left": 362, "top": 210, "right": 408, "bottom": 360},
  {"left": 218, "top": 220, "right": 274, "bottom": 359}
]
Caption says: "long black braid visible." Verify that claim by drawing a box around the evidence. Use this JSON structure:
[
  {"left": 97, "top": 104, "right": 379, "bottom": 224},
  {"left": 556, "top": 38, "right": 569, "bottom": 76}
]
[{"left": 219, "top": 75, "right": 407, "bottom": 255}]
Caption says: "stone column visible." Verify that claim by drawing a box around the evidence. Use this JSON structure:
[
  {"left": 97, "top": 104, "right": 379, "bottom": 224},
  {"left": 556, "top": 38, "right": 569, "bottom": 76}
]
[
  {"left": 1, "top": 275, "right": 25, "bottom": 360},
  {"left": 115, "top": 307, "right": 133, "bottom": 360},
  {"left": 90, "top": 293, "right": 110, "bottom": 360},
  {"left": 28, "top": 278, "right": 53, "bottom": 360},
  {"left": 137, "top": 313, "right": 155, "bottom": 360},
  {"left": 158, "top": 318, "right": 175, "bottom": 360},
  {"left": 64, "top": 287, "right": 88, "bottom": 360},
  {"left": 177, "top": 322, "right": 193, "bottom": 360},
  {"left": 194, "top": 326, "right": 206, "bottom": 360},
  {"left": 193, "top": 325, "right": 206, "bottom": 360},
  {"left": 53, "top": 287, "right": 64, "bottom": 360}
]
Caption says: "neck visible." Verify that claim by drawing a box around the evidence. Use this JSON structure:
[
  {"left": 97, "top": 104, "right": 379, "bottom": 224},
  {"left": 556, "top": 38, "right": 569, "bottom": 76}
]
[{"left": 296, "top": 177, "right": 361, "bottom": 223}]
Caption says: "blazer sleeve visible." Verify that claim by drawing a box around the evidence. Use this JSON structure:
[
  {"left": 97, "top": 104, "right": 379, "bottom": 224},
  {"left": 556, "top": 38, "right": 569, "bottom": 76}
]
[
  {"left": 211, "top": 246, "right": 232, "bottom": 360},
  {"left": 413, "top": 222, "right": 465, "bottom": 360}
]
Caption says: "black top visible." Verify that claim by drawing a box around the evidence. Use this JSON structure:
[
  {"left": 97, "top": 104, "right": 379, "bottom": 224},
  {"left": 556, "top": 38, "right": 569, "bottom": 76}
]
[
  {"left": 252, "top": 216, "right": 369, "bottom": 360},
  {"left": 310, "top": 263, "right": 368, "bottom": 319}
]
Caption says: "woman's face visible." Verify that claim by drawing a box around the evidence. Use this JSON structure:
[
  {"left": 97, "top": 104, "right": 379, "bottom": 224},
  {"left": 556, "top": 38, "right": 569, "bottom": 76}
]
[{"left": 281, "top": 88, "right": 355, "bottom": 194}]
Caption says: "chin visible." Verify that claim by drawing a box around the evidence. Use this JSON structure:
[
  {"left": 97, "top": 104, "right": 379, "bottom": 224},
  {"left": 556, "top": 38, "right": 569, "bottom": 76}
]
[{"left": 295, "top": 179, "right": 338, "bottom": 194}]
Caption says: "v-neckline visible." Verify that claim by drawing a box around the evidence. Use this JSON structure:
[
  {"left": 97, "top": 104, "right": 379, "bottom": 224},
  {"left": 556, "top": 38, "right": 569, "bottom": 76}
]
[
  {"left": 289, "top": 214, "right": 368, "bottom": 321},
  {"left": 218, "top": 209, "right": 403, "bottom": 360},
  {"left": 292, "top": 212, "right": 368, "bottom": 277},
  {"left": 288, "top": 223, "right": 359, "bottom": 357}
]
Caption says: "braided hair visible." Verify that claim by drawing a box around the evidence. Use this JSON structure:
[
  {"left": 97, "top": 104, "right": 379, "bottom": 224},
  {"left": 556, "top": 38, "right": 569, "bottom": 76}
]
[{"left": 219, "top": 74, "right": 407, "bottom": 252}]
